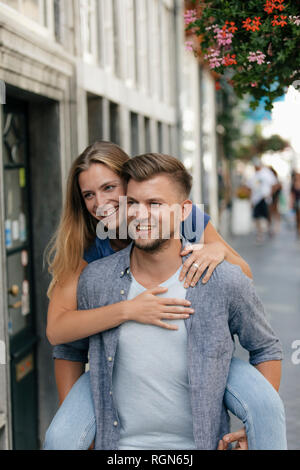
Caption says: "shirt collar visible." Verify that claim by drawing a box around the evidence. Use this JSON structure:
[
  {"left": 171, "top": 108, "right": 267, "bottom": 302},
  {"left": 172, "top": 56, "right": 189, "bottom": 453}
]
[{"left": 118, "top": 237, "right": 191, "bottom": 278}]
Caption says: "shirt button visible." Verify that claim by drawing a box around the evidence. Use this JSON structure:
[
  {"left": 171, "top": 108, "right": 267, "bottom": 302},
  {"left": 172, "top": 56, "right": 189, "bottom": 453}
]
[
  {"left": 120, "top": 271, "right": 124, "bottom": 276},
  {"left": 108, "top": 356, "right": 113, "bottom": 362},
  {"left": 109, "top": 390, "right": 113, "bottom": 395},
  {"left": 120, "top": 289, "right": 125, "bottom": 295},
  {"left": 113, "top": 421, "right": 118, "bottom": 427}
]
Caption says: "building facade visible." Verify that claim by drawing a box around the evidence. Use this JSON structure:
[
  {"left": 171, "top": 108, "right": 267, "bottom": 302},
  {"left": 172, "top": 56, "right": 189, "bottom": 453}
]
[{"left": 0, "top": 0, "right": 218, "bottom": 449}]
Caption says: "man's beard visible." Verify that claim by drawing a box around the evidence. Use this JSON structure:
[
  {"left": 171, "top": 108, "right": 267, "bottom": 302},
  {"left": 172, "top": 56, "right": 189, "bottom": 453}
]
[{"left": 133, "top": 237, "right": 169, "bottom": 253}]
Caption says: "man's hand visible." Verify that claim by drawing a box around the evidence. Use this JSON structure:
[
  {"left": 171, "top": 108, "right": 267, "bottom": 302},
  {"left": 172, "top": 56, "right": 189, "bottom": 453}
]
[{"left": 217, "top": 428, "right": 248, "bottom": 450}]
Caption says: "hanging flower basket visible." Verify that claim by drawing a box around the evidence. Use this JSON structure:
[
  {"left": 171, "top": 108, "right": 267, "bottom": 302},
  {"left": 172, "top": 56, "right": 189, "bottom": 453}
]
[{"left": 185, "top": 0, "right": 300, "bottom": 110}]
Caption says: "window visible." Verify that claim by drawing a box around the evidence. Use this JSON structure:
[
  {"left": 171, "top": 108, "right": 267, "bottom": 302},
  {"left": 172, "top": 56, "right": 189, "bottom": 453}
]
[
  {"left": 133, "top": 0, "right": 148, "bottom": 91},
  {"left": 145, "top": 117, "right": 151, "bottom": 152},
  {"left": 0, "top": 0, "right": 54, "bottom": 31},
  {"left": 157, "top": 0, "right": 164, "bottom": 101},
  {"left": 145, "top": 1, "right": 151, "bottom": 95},
  {"left": 53, "top": 0, "right": 61, "bottom": 43},
  {"left": 80, "top": 0, "right": 98, "bottom": 62},
  {"left": 132, "top": 0, "right": 139, "bottom": 86},
  {"left": 101, "top": 0, "right": 114, "bottom": 72},
  {"left": 160, "top": 0, "right": 174, "bottom": 105},
  {"left": 88, "top": 95, "right": 103, "bottom": 145},
  {"left": 147, "top": 0, "right": 161, "bottom": 99},
  {"left": 110, "top": 102, "right": 120, "bottom": 145},
  {"left": 131, "top": 112, "right": 139, "bottom": 156},
  {"left": 158, "top": 121, "right": 163, "bottom": 153},
  {"left": 112, "top": 0, "right": 121, "bottom": 77}
]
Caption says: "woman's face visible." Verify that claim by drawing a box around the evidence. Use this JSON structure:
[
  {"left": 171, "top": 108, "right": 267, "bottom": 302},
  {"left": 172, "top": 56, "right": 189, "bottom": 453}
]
[{"left": 78, "top": 163, "right": 126, "bottom": 231}]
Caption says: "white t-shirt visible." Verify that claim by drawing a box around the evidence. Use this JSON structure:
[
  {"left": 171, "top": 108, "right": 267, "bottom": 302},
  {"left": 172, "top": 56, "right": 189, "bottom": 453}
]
[
  {"left": 112, "top": 266, "right": 196, "bottom": 450},
  {"left": 247, "top": 167, "right": 277, "bottom": 206}
]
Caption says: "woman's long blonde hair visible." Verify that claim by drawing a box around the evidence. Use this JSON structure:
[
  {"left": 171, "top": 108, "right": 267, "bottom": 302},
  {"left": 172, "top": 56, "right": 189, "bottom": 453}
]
[{"left": 45, "top": 141, "right": 130, "bottom": 297}]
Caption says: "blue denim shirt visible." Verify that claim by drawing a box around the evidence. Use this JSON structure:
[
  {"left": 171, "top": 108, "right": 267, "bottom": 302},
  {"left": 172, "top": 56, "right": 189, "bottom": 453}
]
[{"left": 53, "top": 240, "right": 283, "bottom": 450}]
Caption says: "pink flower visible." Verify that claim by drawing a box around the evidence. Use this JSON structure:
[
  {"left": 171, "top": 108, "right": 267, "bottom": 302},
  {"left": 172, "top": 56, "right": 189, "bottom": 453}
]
[
  {"left": 251, "top": 82, "right": 258, "bottom": 87},
  {"left": 209, "top": 58, "right": 222, "bottom": 68},
  {"left": 248, "top": 51, "right": 266, "bottom": 65},
  {"left": 185, "top": 41, "right": 194, "bottom": 52},
  {"left": 289, "top": 16, "right": 300, "bottom": 26},
  {"left": 204, "top": 48, "right": 222, "bottom": 69},
  {"left": 184, "top": 9, "right": 197, "bottom": 25},
  {"left": 214, "top": 27, "right": 234, "bottom": 47}
]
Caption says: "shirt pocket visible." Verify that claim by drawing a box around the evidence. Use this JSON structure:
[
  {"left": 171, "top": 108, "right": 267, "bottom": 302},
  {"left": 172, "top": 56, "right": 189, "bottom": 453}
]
[{"left": 200, "top": 315, "right": 233, "bottom": 359}]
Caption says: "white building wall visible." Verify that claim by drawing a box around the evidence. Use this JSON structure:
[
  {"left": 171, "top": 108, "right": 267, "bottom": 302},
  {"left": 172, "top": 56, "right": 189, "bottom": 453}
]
[
  {"left": 77, "top": 0, "right": 178, "bottom": 156},
  {"left": 202, "top": 69, "right": 219, "bottom": 226}
]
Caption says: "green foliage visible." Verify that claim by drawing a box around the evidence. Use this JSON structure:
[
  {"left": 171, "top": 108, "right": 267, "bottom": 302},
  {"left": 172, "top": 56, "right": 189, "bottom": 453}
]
[{"left": 234, "top": 126, "right": 289, "bottom": 161}]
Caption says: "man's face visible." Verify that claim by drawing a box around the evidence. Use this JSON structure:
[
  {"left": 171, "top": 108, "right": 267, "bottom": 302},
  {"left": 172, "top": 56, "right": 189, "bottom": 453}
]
[{"left": 126, "top": 174, "right": 192, "bottom": 252}]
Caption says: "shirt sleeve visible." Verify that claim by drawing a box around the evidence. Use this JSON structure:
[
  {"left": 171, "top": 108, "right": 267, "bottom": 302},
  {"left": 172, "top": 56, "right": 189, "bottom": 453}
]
[
  {"left": 181, "top": 203, "right": 210, "bottom": 243},
  {"left": 228, "top": 270, "right": 283, "bottom": 365},
  {"left": 52, "top": 339, "right": 89, "bottom": 363},
  {"left": 52, "top": 268, "right": 93, "bottom": 364},
  {"left": 83, "top": 239, "right": 97, "bottom": 263}
]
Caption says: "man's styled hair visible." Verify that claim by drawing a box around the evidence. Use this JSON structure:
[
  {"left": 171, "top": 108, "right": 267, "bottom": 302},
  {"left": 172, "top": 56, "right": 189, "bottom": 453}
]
[{"left": 121, "top": 153, "right": 193, "bottom": 198}]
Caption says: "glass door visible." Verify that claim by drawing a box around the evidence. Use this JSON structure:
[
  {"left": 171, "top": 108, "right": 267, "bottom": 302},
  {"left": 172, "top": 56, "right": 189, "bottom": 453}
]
[{"left": 2, "top": 98, "right": 38, "bottom": 449}]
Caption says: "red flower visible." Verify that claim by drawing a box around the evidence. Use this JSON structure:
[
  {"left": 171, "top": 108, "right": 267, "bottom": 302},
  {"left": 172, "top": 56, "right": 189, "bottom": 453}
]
[
  {"left": 272, "top": 14, "right": 287, "bottom": 26},
  {"left": 243, "top": 17, "right": 261, "bottom": 32},
  {"left": 243, "top": 18, "right": 251, "bottom": 24},
  {"left": 228, "top": 21, "right": 238, "bottom": 33},
  {"left": 222, "top": 53, "right": 237, "bottom": 66},
  {"left": 242, "top": 18, "right": 254, "bottom": 31},
  {"left": 264, "top": 0, "right": 285, "bottom": 14},
  {"left": 264, "top": 1, "right": 275, "bottom": 14},
  {"left": 275, "top": 0, "right": 285, "bottom": 11},
  {"left": 278, "top": 15, "right": 287, "bottom": 26},
  {"left": 215, "top": 81, "right": 221, "bottom": 91}
]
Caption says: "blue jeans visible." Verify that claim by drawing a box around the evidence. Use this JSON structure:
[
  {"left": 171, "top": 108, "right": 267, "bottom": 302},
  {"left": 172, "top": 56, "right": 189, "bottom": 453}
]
[{"left": 43, "top": 357, "right": 287, "bottom": 450}]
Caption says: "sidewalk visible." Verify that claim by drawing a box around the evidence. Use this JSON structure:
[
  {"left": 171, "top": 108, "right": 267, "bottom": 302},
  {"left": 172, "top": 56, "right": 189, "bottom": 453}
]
[{"left": 226, "top": 219, "right": 300, "bottom": 450}]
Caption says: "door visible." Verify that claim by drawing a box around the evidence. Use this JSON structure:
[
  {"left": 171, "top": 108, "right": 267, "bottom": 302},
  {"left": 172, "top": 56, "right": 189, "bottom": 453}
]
[{"left": 2, "top": 98, "right": 38, "bottom": 449}]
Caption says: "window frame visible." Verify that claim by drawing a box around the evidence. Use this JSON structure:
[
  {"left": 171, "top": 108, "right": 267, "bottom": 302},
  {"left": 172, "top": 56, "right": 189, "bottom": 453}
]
[{"left": 0, "top": 0, "right": 55, "bottom": 39}]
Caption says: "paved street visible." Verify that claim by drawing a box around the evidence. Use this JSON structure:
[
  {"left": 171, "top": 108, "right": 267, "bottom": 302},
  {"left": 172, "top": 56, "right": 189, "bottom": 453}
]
[{"left": 225, "top": 216, "right": 300, "bottom": 450}]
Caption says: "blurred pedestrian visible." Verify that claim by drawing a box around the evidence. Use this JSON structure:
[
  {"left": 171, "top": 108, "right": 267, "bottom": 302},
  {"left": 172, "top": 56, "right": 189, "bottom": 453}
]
[
  {"left": 246, "top": 157, "right": 277, "bottom": 243},
  {"left": 268, "top": 167, "right": 282, "bottom": 234},
  {"left": 290, "top": 172, "right": 300, "bottom": 239}
]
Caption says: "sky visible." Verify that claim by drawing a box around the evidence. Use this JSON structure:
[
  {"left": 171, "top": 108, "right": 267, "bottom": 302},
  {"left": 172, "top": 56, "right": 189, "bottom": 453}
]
[{"left": 261, "top": 84, "right": 300, "bottom": 171}]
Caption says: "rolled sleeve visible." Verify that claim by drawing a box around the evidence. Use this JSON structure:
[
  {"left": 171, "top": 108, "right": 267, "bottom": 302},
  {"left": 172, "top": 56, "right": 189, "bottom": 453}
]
[
  {"left": 52, "top": 268, "right": 95, "bottom": 364},
  {"left": 228, "top": 273, "right": 283, "bottom": 366},
  {"left": 52, "top": 338, "right": 89, "bottom": 364}
]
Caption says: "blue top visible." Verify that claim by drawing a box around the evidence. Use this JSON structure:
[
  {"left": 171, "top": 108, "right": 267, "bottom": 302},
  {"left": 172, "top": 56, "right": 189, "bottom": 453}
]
[{"left": 84, "top": 203, "right": 210, "bottom": 263}]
